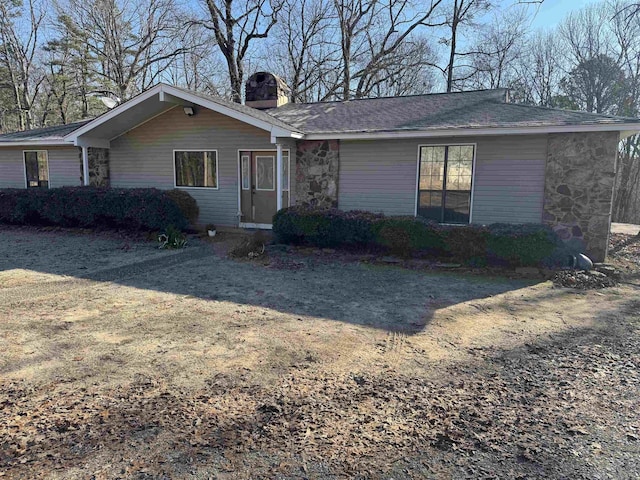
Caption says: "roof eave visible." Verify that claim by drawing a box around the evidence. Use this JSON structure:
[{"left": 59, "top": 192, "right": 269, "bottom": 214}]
[
  {"left": 303, "top": 123, "right": 640, "bottom": 140},
  {"left": 65, "top": 84, "right": 303, "bottom": 144},
  {"left": 0, "top": 139, "right": 73, "bottom": 147}
]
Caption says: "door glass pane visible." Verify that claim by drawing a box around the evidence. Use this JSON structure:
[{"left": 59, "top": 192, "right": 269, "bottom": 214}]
[
  {"left": 241, "top": 155, "right": 250, "bottom": 190},
  {"left": 282, "top": 151, "right": 289, "bottom": 191},
  {"left": 256, "top": 156, "right": 275, "bottom": 191}
]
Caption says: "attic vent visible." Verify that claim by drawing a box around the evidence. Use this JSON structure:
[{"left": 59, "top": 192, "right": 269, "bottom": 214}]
[{"left": 245, "top": 72, "right": 290, "bottom": 110}]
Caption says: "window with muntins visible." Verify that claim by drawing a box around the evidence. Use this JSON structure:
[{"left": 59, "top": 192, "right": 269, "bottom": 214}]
[
  {"left": 418, "top": 145, "right": 474, "bottom": 224},
  {"left": 24, "top": 151, "right": 49, "bottom": 188},
  {"left": 175, "top": 151, "right": 217, "bottom": 188}
]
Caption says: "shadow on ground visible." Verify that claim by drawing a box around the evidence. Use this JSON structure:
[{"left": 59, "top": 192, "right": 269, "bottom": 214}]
[
  {"left": 1, "top": 293, "right": 638, "bottom": 479},
  {"left": 0, "top": 230, "right": 539, "bottom": 334}
]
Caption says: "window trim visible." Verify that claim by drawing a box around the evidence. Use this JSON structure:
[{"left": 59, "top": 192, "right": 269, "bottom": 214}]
[
  {"left": 414, "top": 143, "right": 477, "bottom": 224},
  {"left": 173, "top": 149, "right": 219, "bottom": 190},
  {"left": 254, "top": 155, "right": 276, "bottom": 191},
  {"left": 23, "top": 150, "right": 51, "bottom": 189}
]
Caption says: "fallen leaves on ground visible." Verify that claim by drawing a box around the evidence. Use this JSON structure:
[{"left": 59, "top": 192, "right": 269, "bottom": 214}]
[{"left": 2, "top": 318, "right": 639, "bottom": 479}]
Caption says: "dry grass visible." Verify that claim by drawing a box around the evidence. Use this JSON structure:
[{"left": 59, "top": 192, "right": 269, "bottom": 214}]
[{"left": 1, "top": 227, "right": 639, "bottom": 478}]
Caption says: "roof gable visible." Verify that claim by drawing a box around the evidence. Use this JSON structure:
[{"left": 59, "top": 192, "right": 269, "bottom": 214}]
[{"left": 65, "top": 84, "right": 302, "bottom": 147}]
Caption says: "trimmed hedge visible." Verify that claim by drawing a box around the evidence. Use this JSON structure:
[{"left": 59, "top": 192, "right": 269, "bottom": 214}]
[
  {"left": 165, "top": 189, "right": 199, "bottom": 226},
  {"left": 272, "top": 207, "right": 383, "bottom": 248},
  {"left": 0, "top": 187, "right": 194, "bottom": 231},
  {"left": 273, "top": 206, "right": 568, "bottom": 267}
]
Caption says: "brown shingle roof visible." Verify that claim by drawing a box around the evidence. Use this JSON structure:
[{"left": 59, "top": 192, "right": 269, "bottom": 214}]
[
  {"left": 0, "top": 120, "right": 91, "bottom": 142},
  {"left": 266, "top": 89, "right": 639, "bottom": 134},
  {"left": 1, "top": 87, "right": 638, "bottom": 143}
]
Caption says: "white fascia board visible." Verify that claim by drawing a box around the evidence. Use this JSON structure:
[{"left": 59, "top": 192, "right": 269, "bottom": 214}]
[
  {"left": 0, "top": 139, "right": 73, "bottom": 147},
  {"left": 304, "top": 123, "right": 640, "bottom": 140},
  {"left": 64, "top": 84, "right": 302, "bottom": 142}
]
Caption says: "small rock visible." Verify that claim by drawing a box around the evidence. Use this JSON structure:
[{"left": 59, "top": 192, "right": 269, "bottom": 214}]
[
  {"left": 594, "top": 263, "right": 622, "bottom": 279},
  {"left": 434, "top": 262, "right": 462, "bottom": 269},
  {"left": 380, "top": 256, "right": 403, "bottom": 264},
  {"left": 589, "top": 271, "right": 607, "bottom": 278}
]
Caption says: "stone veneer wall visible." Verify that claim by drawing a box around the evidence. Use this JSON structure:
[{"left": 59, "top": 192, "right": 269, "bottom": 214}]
[
  {"left": 295, "top": 140, "right": 339, "bottom": 207},
  {"left": 79, "top": 147, "right": 110, "bottom": 187},
  {"left": 543, "top": 131, "right": 619, "bottom": 262}
]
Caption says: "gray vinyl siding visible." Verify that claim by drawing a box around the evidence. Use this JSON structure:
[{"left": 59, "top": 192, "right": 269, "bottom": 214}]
[
  {"left": 109, "top": 107, "right": 276, "bottom": 226},
  {"left": 339, "top": 135, "right": 547, "bottom": 224},
  {"left": 0, "top": 146, "right": 80, "bottom": 188},
  {"left": 0, "top": 149, "right": 26, "bottom": 188},
  {"left": 48, "top": 148, "right": 82, "bottom": 187},
  {"left": 339, "top": 139, "right": 418, "bottom": 215},
  {"left": 471, "top": 136, "right": 546, "bottom": 224}
]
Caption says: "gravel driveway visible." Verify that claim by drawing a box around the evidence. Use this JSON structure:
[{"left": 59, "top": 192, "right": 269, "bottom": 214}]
[{"left": 1, "top": 226, "right": 639, "bottom": 479}]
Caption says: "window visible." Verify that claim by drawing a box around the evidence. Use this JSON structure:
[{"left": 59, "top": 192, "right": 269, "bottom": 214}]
[
  {"left": 241, "top": 155, "right": 250, "bottom": 190},
  {"left": 174, "top": 150, "right": 218, "bottom": 188},
  {"left": 256, "top": 155, "right": 275, "bottom": 191},
  {"left": 418, "top": 145, "right": 474, "bottom": 224},
  {"left": 24, "top": 151, "right": 49, "bottom": 188}
]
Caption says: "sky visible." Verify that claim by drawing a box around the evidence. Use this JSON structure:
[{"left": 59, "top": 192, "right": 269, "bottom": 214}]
[{"left": 528, "top": 0, "right": 607, "bottom": 29}]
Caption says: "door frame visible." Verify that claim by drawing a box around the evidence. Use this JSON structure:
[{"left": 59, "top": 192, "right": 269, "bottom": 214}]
[{"left": 237, "top": 148, "right": 291, "bottom": 229}]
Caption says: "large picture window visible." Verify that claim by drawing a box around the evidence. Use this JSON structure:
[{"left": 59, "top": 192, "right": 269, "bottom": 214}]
[
  {"left": 24, "top": 151, "right": 49, "bottom": 188},
  {"left": 174, "top": 150, "right": 218, "bottom": 188},
  {"left": 418, "top": 145, "right": 474, "bottom": 224}
]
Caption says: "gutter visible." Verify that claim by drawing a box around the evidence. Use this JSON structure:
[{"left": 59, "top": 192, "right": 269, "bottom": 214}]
[{"left": 303, "top": 123, "right": 640, "bottom": 140}]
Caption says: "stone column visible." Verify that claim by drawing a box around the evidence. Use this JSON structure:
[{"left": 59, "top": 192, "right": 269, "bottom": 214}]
[
  {"left": 294, "top": 140, "right": 340, "bottom": 208},
  {"left": 542, "top": 131, "right": 619, "bottom": 262},
  {"left": 79, "top": 147, "right": 110, "bottom": 187}
]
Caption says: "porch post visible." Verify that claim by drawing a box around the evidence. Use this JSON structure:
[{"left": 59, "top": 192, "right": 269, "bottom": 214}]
[
  {"left": 81, "top": 146, "right": 90, "bottom": 186},
  {"left": 276, "top": 143, "right": 283, "bottom": 211}
]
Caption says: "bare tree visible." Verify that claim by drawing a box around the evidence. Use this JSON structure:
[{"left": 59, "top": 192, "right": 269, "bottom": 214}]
[
  {"left": 0, "top": 0, "right": 46, "bottom": 130},
  {"left": 441, "top": 0, "right": 491, "bottom": 92},
  {"left": 194, "top": 0, "right": 282, "bottom": 103},
  {"left": 510, "top": 31, "right": 563, "bottom": 106},
  {"left": 56, "top": 0, "right": 188, "bottom": 101},
  {"left": 464, "top": 7, "right": 528, "bottom": 89},
  {"left": 164, "top": 27, "right": 228, "bottom": 96},
  {"left": 351, "top": 0, "right": 443, "bottom": 98},
  {"left": 262, "top": 0, "right": 335, "bottom": 102},
  {"left": 331, "top": 0, "right": 443, "bottom": 100}
]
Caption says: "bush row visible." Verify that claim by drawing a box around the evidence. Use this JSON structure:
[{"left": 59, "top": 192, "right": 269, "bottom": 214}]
[
  {"left": 0, "top": 187, "right": 198, "bottom": 231},
  {"left": 272, "top": 206, "right": 570, "bottom": 267}
]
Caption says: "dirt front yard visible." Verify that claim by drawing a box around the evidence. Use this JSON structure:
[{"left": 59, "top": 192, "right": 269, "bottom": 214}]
[{"left": 1, "top": 226, "right": 639, "bottom": 479}]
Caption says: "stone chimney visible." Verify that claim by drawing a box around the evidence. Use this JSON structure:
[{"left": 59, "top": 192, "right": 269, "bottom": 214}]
[{"left": 245, "top": 72, "right": 290, "bottom": 109}]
